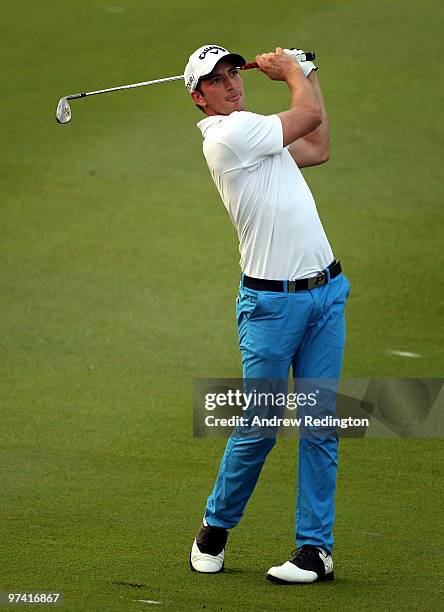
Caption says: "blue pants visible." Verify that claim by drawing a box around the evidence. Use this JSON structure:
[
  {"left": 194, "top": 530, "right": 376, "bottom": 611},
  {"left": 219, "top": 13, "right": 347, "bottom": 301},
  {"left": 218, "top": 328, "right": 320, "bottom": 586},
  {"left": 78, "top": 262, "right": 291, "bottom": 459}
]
[{"left": 204, "top": 270, "right": 350, "bottom": 554}]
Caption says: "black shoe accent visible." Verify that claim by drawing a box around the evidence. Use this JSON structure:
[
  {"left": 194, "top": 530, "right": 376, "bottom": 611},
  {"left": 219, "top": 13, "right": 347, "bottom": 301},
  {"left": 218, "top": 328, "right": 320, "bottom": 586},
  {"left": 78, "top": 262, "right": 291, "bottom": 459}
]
[
  {"left": 195, "top": 523, "right": 228, "bottom": 556},
  {"left": 289, "top": 545, "right": 328, "bottom": 578}
]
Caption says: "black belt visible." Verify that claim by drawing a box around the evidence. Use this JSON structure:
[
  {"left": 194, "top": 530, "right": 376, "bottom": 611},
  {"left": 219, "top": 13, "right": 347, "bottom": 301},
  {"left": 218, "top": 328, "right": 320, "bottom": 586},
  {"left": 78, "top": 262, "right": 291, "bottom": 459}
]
[{"left": 243, "top": 260, "right": 342, "bottom": 293}]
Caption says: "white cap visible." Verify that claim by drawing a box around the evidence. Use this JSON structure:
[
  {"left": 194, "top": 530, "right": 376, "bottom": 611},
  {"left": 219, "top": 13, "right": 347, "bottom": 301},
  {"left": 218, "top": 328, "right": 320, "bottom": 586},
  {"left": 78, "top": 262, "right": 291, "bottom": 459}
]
[{"left": 184, "top": 44, "right": 246, "bottom": 92}]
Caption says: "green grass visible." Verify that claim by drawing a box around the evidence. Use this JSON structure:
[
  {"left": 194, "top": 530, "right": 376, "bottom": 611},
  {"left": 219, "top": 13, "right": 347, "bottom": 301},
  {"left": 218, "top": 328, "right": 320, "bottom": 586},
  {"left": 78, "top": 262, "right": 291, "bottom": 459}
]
[{"left": 1, "top": 0, "right": 443, "bottom": 609}]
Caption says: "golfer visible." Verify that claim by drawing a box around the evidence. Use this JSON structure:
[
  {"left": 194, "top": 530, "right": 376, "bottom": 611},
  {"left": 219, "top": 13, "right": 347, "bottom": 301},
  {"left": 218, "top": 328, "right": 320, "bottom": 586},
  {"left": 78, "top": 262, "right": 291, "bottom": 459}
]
[{"left": 186, "top": 44, "right": 350, "bottom": 584}]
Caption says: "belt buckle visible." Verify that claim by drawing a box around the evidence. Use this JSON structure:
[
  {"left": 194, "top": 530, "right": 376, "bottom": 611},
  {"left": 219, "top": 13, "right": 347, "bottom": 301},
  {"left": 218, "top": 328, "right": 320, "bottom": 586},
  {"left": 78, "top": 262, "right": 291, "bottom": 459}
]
[{"left": 307, "top": 271, "right": 327, "bottom": 290}]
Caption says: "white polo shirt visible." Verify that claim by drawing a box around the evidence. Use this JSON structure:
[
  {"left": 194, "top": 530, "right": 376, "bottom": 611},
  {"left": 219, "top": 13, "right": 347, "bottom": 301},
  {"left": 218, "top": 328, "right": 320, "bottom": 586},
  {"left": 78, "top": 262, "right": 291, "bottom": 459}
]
[{"left": 197, "top": 111, "right": 334, "bottom": 281}]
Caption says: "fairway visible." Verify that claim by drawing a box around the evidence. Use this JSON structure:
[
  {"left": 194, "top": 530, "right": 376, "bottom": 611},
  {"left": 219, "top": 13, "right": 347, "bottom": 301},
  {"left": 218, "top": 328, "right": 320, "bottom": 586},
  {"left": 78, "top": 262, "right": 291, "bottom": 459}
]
[{"left": 1, "top": 0, "right": 443, "bottom": 610}]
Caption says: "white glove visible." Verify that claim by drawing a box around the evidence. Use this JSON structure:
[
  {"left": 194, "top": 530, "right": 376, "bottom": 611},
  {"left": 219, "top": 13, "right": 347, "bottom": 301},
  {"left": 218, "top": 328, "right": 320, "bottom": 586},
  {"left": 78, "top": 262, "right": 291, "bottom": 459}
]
[{"left": 283, "top": 48, "right": 317, "bottom": 77}]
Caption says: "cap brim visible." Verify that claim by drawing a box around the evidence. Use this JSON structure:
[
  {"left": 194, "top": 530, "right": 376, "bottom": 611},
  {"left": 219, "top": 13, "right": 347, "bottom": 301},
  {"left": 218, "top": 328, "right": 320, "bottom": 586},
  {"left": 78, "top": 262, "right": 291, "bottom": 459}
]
[{"left": 200, "top": 53, "right": 246, "bottom": 80}]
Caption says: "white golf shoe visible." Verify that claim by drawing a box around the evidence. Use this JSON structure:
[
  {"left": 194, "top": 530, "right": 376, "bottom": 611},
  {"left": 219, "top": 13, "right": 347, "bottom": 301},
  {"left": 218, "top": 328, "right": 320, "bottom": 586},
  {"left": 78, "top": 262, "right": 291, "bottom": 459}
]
[
  {"left": 266, "top": 545, "right": 334, "bottom": 584},
  {"left": 190, "top": 522, "right": 228, "bottom": 574}
]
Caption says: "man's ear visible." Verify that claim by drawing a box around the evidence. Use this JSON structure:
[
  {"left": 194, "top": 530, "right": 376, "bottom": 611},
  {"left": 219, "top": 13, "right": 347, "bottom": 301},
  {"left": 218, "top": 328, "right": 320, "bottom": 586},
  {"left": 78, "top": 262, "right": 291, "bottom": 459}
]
[{"left": 191, "top": 90, "right": 206, "bottom": 108}]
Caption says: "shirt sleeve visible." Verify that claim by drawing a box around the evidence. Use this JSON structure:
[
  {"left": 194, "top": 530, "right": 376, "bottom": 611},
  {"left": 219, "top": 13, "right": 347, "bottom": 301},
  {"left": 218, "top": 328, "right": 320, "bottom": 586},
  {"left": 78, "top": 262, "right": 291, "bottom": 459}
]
[{"left": 218, "top": 112, "right": 283, "bottom": 168}]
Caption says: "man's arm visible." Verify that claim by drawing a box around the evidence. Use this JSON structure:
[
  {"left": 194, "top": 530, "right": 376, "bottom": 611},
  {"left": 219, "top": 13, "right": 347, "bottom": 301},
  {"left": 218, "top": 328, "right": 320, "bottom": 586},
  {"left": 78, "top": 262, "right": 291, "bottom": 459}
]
[
  {"left": 255, "top": 48, "right": 322, "bottom": 146},
  {"left": 288, "top": 70, "right": 329, "bottom": 168}
]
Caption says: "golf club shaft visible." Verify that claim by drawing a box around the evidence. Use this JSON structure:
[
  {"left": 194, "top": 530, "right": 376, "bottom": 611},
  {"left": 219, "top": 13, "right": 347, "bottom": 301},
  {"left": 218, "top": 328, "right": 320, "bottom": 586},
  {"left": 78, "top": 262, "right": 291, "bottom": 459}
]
[
  {"left": 65, "top": 51, "right": 316, "bottom": 100},
  {"left": 66, "top": 74, "right": 184, "bottom": 100}
]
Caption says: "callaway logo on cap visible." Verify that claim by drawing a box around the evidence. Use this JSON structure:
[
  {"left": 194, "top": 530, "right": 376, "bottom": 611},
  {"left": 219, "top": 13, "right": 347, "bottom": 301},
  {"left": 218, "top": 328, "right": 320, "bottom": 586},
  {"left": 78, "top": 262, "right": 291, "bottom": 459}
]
[{"left": 184, "top": 44, "right": 246, "bottom": 92}]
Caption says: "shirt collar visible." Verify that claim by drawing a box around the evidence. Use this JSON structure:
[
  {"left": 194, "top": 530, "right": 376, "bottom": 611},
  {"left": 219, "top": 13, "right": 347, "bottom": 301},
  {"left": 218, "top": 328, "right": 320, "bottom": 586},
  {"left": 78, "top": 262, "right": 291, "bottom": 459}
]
[{"left": 197, "top": 115, "right": 225, "bottom": 137}]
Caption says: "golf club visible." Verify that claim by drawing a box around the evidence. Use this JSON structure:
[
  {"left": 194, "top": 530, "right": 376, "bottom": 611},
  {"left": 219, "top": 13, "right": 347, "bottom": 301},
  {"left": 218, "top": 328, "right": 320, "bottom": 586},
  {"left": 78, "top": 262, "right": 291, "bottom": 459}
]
[{"left": 55, "top": 50, "right": 316, "bottom": 124}]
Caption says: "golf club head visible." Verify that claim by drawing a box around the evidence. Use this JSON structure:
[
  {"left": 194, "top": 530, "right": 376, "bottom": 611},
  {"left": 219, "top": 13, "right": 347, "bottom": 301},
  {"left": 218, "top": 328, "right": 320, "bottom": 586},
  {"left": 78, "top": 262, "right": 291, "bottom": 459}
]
[{"left": 56, "top": 97, "right": 72, "bottom": 124}]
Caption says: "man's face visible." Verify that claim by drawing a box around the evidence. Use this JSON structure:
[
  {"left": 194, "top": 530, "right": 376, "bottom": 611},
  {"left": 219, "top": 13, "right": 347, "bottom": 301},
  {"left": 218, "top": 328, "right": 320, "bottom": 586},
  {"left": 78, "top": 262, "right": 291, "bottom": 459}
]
[{"left": 191, "top": 59, "right": 245, "bottom": 116}]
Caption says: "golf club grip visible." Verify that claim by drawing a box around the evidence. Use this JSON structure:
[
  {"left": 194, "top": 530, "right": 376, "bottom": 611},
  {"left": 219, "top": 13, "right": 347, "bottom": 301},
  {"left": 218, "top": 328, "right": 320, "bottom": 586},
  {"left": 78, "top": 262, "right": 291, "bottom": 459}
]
[{"left": 240, "top": 51, "right": 316, "bottom": 71}]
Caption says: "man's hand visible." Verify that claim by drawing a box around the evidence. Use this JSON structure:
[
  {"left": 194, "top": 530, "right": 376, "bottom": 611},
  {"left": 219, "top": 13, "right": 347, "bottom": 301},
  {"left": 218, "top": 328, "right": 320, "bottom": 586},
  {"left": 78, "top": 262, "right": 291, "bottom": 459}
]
[
  {"left": 255, "top": 47, "right": 303, "bottom": 82},
  {"left": 284, "top": 48, "right": 317, "bottom": 78}
]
